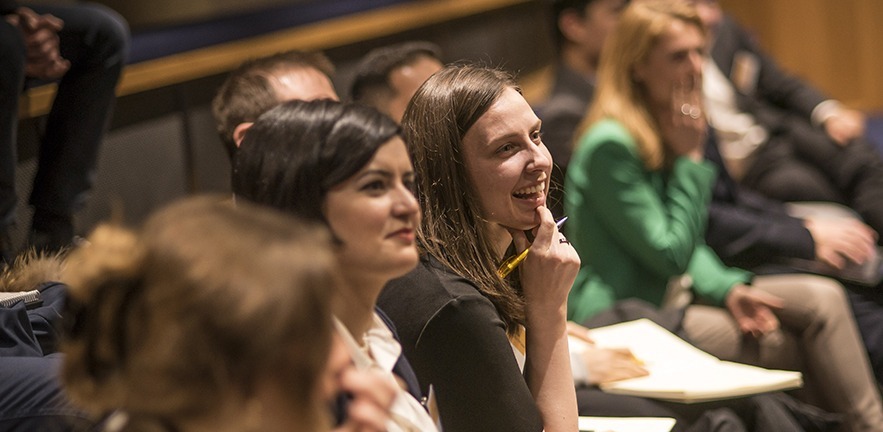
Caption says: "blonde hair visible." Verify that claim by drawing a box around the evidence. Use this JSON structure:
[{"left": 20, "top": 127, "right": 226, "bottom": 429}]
[
  {"left": 583, "top": 0, "right": 704, "bottom": 170},
  {"left": 62, "top": 196, "right": 336, "bottom": 431}
]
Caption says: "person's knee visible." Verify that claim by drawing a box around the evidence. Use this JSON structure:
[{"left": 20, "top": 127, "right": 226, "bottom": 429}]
[
  {"left": 757, "top": 327, "right": 802, "bottom": 371},
  {"left": 798, "top": 276, "right": 849, "bottom": 318},
  {"left": 79, "top": 3, "right": 130, "bottom": 67}
]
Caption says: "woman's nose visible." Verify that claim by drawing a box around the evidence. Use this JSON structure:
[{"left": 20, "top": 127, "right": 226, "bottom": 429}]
[
  {"left": 393, "top": 184, "right": 420, "bottom": 216},
  {"left": 688, "top": 51, "right": 703, "bottom": 75},
  {"left": 529, "top": 142, "right": 553, "bottom": 172}
]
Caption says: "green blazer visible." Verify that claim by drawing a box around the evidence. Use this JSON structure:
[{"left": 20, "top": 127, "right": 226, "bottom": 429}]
[{"left": 564, "top": 119, "right": 752, "bottom": 322}]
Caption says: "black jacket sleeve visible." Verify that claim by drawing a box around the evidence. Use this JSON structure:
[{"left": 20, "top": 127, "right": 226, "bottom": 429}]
[
  {"left": 707, "top": 195, "right": 815, "bottom": 268},
  {"left": 703, "top": 131, "right": 815, "bottom": 268},
  {"left": 711, "top": 15, "right": 828, "bottom": 125}
]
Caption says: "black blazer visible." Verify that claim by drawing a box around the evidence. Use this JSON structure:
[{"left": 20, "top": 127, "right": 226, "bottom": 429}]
[
  {"left": 710, "top": 15, "right": 828, "bottom": 133},
  {"left": 704, "top": 131, "right": 815, "bottom": 270}
]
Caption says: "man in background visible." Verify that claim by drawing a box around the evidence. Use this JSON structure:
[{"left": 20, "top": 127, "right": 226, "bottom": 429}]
[
  {"left": 211, "top": 49, "right": 338, "bottom": 160},
  {"left": 691, "top": 0, "right": 883, "bottom": 381},
  {"left": 540, "top": 0, "right": 627, "bottom": 217},
  {"left": 693, "top": 0, "right": 883, "bottom": 237},
  {"left": 349, "top": 41, "right": 443, "bottom": 123}
]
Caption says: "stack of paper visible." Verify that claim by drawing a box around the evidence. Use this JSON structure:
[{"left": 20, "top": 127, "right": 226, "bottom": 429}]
[
  {"left": 578, "top": 319, "right": 802, "bottom": 404},
  {"left": 578, "top": 416, "right": 675, "bottom": 432}
]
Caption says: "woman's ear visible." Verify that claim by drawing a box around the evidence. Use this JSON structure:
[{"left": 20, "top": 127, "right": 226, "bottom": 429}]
[
  {"left": 233, "top": 122, "right": 255, "bottom": 147},
  {"left": 558, "top": 9, "right": 587, "bottom": 46}
]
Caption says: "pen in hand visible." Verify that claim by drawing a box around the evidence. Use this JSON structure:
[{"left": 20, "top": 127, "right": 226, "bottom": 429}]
[{"left": 497, "top": 217, "right": 568, "bottom": 278}]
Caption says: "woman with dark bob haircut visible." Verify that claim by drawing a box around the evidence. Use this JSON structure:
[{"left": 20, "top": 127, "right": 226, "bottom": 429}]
[
  {"left": 233, "top": 99, "right": 397, "bottom": 222},
  {"left": 233, "top": 99, "right": 437, "bottom": 432}
]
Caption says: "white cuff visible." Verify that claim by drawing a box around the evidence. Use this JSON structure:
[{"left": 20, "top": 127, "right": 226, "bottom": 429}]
[
  {"left": 810, "top": 99, "right": 843, "bottom": 127},
  {"left": 568, "top": 335, "right": 591, "bottom": 386}
]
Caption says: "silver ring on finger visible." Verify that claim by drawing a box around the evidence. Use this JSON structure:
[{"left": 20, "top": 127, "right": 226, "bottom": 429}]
[
  {"left": 680, "top": 103, "right": 702, "bottom": 119},
  {"left": 680, "top": 103, "right": 693, "bottom": 116}
]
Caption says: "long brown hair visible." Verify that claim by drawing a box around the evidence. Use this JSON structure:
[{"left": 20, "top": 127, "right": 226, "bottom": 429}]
[{"left": 403, "top": 64, "right": 526, "bottom": 333}]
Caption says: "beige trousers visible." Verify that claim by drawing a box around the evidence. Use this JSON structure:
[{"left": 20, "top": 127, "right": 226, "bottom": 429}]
[{"left": 683, "top": 274, "right": 883, "bottom": 432}]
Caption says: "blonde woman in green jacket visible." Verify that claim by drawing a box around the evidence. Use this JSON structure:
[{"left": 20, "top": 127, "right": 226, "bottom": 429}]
[{"left": 565, "top": 2, "right": 883, "bottom": 431}]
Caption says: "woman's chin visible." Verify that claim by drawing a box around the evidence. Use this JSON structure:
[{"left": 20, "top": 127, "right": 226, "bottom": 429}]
[{"left": 387, "top": 254, "right": 421, "bottom": 279}]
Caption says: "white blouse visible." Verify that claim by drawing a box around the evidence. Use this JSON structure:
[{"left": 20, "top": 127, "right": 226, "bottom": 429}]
[{"left": 334, "top": 314, "right": 439, "bottom": 432}]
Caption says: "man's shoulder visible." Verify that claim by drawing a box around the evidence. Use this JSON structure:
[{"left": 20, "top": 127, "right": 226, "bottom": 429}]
[{"left": 543, "top": 65, "right": 594, "bottom": 115}]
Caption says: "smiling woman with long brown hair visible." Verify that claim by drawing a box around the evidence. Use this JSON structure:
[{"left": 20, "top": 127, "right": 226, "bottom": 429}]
[{"left": 378, "top": 65, "right": 580, "bottom": 432}]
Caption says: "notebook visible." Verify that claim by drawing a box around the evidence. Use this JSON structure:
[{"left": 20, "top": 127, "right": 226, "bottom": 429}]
[
  {"left": 578, "top": 416, "right": 676, "bottom": 432},
  {"left": 784, "top": 246, "right": 883, "bottom": 287},
  {"left": 0, "top": 290, "right": 44, "bottom": 309},
  {"left": 578, "top": 319, "right": 802, "bottom": 404}
]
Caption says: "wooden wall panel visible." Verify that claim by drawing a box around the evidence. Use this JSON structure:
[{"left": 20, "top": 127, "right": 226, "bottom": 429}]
[{"left": 719, "top": 0, "right": 883, "bottom": 111}]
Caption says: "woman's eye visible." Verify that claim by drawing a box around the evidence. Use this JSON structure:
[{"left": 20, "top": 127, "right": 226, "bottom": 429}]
[
  {"left": 531, "top": 130, "right": 543, "bottom": 143},
  {"left": 671, "top": 51, "right": 689, "bottom": 62},
  {"left": 361, "top": 180, "right": 386, "bottom": 192},
  {"left": 497, "top": 143, "right": 516, "bottom": 154}
]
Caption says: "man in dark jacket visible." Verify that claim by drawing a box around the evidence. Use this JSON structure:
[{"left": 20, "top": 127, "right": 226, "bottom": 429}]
[
  {"left": 540, "top": 0, "right": 628, "bottom": 217},
  {"left": 695, "top": 0, "right": 883, "bottom": 237}
]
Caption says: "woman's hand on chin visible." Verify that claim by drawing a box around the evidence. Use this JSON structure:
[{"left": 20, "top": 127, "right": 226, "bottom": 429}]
[
  {"left": 511, "top": 206, "right": 580, "bottom": 322},
  {"left": 660, "top": 78, "right": 707, "bottom": 161}
]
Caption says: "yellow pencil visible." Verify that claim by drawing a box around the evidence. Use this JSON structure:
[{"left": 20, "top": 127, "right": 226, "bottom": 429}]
[{"left": 497, "top": 217, "right": 568, "bottom": 278}]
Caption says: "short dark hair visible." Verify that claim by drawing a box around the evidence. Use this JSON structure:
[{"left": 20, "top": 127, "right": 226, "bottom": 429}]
[
  {"left": 349, "top": 41, "right": 442, "bottom": 108},
  {"left": 211, "top": 50, "right": 335, "bottom": 160},
  {"left": 232, "top": 99, "right": 400, "bottom": 225},
  {"left": 551, "top": 0, "right": 597, "bottom": 49}
]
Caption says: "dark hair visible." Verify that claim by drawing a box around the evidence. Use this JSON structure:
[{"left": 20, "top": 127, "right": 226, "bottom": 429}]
[
  {"left": 232, "top": 99, "right": 401, "bottom": 224},
  {"left": 403, "top": 64, "right": 527, "bottom": 333},
  {"left": 349, "top": 41, "right": 442, "bottom": 108},
  {"left": 550, "top": 0, "right": 630, "bottom": 49},
  {"left": 550, "top": 0, "right": 597, "bottom": 49},
  {"left": 212, "top": 50, "right": 335, "bottom": 160}
]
